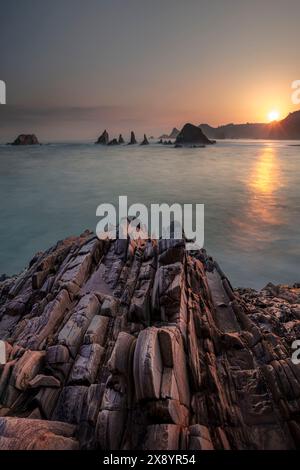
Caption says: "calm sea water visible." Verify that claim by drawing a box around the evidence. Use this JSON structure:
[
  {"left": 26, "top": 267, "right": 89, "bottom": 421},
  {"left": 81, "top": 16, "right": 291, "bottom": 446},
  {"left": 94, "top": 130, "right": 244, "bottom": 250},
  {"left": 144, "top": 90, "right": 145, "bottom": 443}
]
[{"left": 0, "top": 140, "right": 299, "bottom": 289}]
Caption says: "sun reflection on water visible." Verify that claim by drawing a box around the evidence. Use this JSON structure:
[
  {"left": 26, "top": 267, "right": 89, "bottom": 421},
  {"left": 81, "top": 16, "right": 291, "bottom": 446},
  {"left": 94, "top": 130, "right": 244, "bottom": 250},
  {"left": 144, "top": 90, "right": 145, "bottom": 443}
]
[
  {"left": 249, "top": 146, "right": 280, "bottom": 197},
  {"left": 231, "top": 145, "right": 284, "bottom": 249}
]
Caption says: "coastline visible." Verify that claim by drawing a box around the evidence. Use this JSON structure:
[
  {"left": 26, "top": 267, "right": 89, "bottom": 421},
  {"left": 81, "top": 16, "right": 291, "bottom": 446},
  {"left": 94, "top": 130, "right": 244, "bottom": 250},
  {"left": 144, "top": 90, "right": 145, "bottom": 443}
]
[{"left": 0, "top": 232, "right": 299, "bottom": 450}]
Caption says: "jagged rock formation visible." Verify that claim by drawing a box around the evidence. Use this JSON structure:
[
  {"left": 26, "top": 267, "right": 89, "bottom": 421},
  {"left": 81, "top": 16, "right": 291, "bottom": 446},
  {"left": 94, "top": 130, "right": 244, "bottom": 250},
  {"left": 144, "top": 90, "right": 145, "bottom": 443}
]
[
  {"left": 10, "top": 134, "right": 39, "bottom": 145},
  {"left": 95, "top": 130, "right": 109, "bottom": 145},
  {"left": 0, "top": 232, "right": 300, "bottom": 450},
  {"left": 128, "top": 131, "right": 137, "bottom": 145},
  {"left": 118, "top": 134, "right": 125, "bottom": 144},
  {"left": 140, "top": 134, "right": 149, "bottom": 146}
]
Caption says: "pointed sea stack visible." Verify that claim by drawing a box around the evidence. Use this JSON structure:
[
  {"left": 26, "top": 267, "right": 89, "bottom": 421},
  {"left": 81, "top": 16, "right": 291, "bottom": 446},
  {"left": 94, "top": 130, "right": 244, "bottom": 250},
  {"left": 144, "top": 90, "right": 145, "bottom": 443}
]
[
  {"left": 118, "top": 134, "right": 125, "bottom": 144},
  {"left": 11, "top": 134, "right": 39, "bottom": 145},
  {"left": 140, "top": 134, "right": 149, "bottom": 145},
  {"left": 175, "top": 123, "right": 215, "bottom": 146},
  {"left": 95, "top": 129, "right": 109, "bottom": 144},
  {"left": 128, "top": 131, "right": 137, "bottom": 145},
  {"left": 169, "top": 127, "right": 180, "bottom": 139}
]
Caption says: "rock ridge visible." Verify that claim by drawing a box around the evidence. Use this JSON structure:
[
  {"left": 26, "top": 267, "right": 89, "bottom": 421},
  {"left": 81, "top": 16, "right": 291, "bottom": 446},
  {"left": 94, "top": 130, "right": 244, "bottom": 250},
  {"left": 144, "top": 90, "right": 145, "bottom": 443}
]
[{"left": 0, "top": 232, "right": 299, "bottom": 450}]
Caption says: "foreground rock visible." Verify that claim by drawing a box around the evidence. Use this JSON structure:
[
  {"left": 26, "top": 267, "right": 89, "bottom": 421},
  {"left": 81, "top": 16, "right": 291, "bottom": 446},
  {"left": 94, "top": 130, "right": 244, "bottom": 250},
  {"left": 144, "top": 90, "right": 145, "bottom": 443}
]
[
  {"left": 128, "top": 131, "right": 137, "bottom": 145},
  {"left": 95, "top": 130, "right": 109, "bottom": 145},
  {"left": 10, "top": 134, "right": 39, "bottom": 145},
  {"left": 118, "top": 134, "right": 124, "bottom": 144},
  {"left": 175, "top": 123, "right": 215, "bottom": 146},
  {"left": 0, "top": 232, "right": 299, "bottom": 450}
]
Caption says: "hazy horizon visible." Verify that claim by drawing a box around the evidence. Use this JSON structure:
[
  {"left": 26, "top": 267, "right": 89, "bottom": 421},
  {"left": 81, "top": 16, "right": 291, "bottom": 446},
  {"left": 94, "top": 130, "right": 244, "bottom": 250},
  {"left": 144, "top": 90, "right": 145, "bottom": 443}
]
[
  {"left": 1, "top": 107, "right": 300, "bottom": 144},
  {"left": 1, "top": 0, "right": 300, "bottom": 141}
]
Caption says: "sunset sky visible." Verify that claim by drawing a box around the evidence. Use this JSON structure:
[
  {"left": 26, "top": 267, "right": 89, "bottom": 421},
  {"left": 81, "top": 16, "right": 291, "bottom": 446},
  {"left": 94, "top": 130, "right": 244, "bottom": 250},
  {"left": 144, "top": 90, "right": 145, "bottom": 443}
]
[{"left": 0, "top": 0, "right": 299, "bottom": 141}]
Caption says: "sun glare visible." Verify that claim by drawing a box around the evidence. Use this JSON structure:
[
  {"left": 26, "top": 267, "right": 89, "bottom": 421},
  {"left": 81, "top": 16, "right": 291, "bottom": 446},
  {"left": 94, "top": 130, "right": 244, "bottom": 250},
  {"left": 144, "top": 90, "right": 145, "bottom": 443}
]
[{"left": 268, "top": 110, "right": 280, "bottom": 122}]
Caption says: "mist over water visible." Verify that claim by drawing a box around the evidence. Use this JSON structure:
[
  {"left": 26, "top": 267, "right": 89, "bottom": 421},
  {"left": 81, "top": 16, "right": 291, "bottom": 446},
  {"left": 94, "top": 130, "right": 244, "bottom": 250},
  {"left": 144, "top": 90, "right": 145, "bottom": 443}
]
[{"left": 0, "top": 140, "right": 299, "bottom": 289}]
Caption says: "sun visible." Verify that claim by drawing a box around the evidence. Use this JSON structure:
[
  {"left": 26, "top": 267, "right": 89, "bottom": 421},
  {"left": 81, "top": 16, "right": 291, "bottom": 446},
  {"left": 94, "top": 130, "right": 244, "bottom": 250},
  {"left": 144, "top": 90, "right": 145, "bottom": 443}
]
[{"left": 268, "top": 110, "right": 280, "bottom": 122}]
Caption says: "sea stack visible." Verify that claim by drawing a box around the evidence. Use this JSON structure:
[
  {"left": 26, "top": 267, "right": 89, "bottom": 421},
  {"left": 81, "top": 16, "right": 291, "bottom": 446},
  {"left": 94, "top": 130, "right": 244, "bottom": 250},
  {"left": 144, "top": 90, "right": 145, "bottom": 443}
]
[
  {"left": 140, "top": 134, "right": 149, "bottom": 145},
  {"left": 169, "top": 127, "right": 180, "bottom": 139},
  {"left": 95, "top": 129, "right": 109, "bottom": 144},
  {"left": 128, "top": 131, "right": 137, "bottom": 145},
  {"left": 11, "top": 134, "right": 39, "bottom": 145},
  {"left": 118, "top": 134, "right": 124, "bottom": 144},
  {"left": 108, "top": 138, "right": 118, "bottom": 146},
  {"left": 159, "top": 127, "right": 180, "bottom": 139},
  {"left": 175, "top": 123, "right": 215, "bottom": 146}
]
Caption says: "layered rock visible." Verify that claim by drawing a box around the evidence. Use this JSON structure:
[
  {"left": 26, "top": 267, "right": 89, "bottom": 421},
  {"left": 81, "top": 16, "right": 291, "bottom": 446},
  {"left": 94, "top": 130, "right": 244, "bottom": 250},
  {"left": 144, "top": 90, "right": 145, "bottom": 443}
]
[
  {"left": 10, "top": 134, "right": 39, "bottom": 145},
  {"left": 95, "top": 130, "right": 109, "bottom": 145},
  {"left": 0, "top": 232, "right": 299, "bottom": 450},
  {"left": 175, "top": 123, "right": 215, "bottom": 146}
]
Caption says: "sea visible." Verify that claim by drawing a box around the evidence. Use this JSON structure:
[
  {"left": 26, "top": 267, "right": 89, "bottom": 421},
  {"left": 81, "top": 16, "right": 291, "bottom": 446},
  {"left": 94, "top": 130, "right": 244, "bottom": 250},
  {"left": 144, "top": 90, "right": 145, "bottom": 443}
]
[{"left": 0, "top": 139, "right": 299, "bottom": 289}]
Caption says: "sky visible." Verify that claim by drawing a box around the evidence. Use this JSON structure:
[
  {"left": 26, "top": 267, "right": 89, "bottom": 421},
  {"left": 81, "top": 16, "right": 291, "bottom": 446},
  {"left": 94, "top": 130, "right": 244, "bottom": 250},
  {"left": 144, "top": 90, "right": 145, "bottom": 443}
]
[{"left": 0, "top": 0, "right": 299, "bottom": 141}]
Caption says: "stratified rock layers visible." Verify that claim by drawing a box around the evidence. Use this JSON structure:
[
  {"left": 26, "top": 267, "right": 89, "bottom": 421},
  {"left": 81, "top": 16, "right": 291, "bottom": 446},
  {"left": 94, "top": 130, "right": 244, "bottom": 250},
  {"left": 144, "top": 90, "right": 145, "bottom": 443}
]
[{"left": 0, "top": 232, "right": 300, "bottom": 450}]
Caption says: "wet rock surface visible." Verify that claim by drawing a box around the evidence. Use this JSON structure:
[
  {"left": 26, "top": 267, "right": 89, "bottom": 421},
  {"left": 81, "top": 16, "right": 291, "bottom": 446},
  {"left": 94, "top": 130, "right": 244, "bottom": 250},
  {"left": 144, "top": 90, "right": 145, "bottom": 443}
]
[{"left": 0, "top": 232, "right": 299, "bottom": 450}]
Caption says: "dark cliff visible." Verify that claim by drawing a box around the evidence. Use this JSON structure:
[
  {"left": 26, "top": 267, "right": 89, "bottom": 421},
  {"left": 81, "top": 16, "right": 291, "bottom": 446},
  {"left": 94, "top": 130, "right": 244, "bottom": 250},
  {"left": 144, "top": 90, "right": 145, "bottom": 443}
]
[{"left": 200, "top": 110, "right": 300, "bottom": 140}]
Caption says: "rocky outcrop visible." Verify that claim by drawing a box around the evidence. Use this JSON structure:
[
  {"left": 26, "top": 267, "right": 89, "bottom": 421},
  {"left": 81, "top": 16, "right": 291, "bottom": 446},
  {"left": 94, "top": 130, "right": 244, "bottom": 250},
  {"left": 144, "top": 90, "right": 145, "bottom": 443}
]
[
  {"left": 159, "top": 128, "right": 180, "bottom": 140},
  {"left": 128, "top": 131, "right": 137, "bottom": 145},
  {"left": 108, "top": 139, "right": 118, "bottom": 146},
  {"left": 95, "top": 130, "right": 109, "bottom": 145},
  {"left": 118, "top": 134, "right": 125, "bottom": 144},
  {"left": 10, "top": 134, "right": 39, "bottom": 145},
  {"left": 175, "top": 123, "right": 215, "bottom": 146},
  {"left": 169, "top": 127, "right": 180, "bottom": 139},
  {"left": 0, "top": 231, "right": 300, "bottom": 450},
  {"left": 140, "top": 134, "right": 149, "bottom": 146}
]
